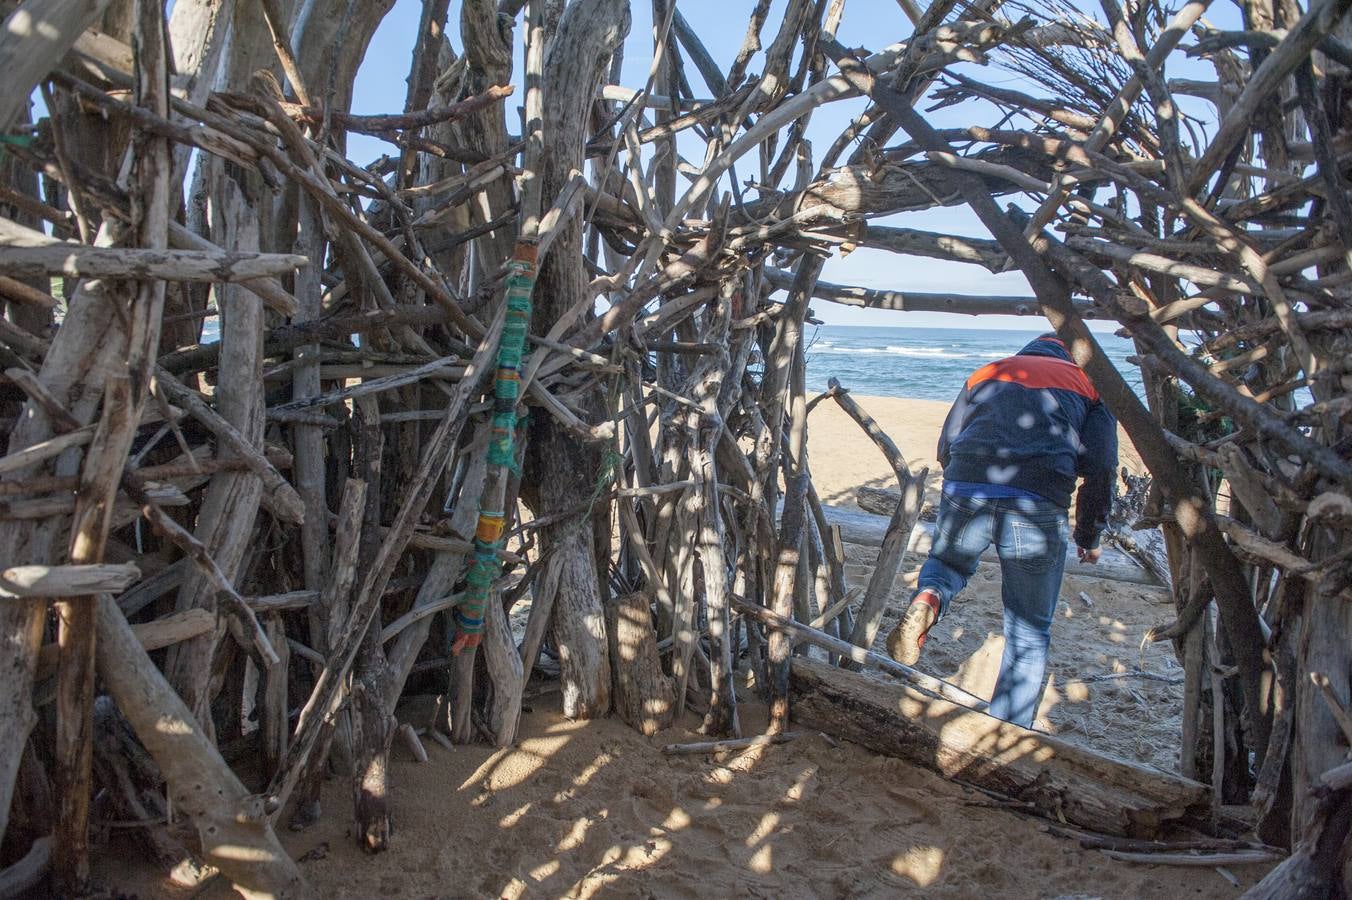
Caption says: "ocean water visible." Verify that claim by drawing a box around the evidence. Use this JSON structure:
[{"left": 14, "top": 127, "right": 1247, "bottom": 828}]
[
  {"left": 805, "top": 325, "right": 1141, "bottom": 403},
  {"left": 204, "top": 318, "right": 1139, "bottom": 405}
]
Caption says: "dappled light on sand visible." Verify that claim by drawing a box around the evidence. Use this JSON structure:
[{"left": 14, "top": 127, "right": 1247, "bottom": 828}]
[
  {"left": 99, "top": 695, "right": 1265, "bottom": 898},
  {"left": 806, "top": 395, "right": 1188, "bottom": 771},
  {"left": 890, "top": 845, "right": 946, "bottom": 886}
]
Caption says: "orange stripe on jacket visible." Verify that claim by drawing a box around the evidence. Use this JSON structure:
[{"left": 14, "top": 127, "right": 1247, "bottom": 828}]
[{"left": 965, "top": 355, "right": 1099, "bottom": 400}]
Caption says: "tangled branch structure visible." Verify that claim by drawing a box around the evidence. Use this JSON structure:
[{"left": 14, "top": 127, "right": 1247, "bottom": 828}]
[{"left": 0, "top": 0, "right": 1349, "bottom": 894}]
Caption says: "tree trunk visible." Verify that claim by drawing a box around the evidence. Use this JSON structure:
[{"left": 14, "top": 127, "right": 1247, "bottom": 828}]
[
  {"left": 349, "top": 673, "right": 394, "bottom": 853},
  {"left": 482, "top": 578, "right": 525, "bottom": 746},
  {"left": 522, "top": 0, "right": 630, "bottom": 720},
  {"left": 606, "top": 591, "right": 675, "bottom": 735},
  {"left": 290, "top": 478, "right": 366, "bottom": 830},
  {"left": 349, "top": 396, "right": 392, "bottom": 851},
  {"left": 544, "top": 527, "right": 613, "bottom": 718},
  {"left": 1290, "top": 525, "right": 1352, "bottom": 892},
  {"left": 164, "top": 168, "right": 266, "bottom": 726}
]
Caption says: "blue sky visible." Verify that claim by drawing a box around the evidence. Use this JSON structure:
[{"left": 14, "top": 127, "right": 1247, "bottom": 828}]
[{"left": 346, "top": 0, "right": 1232, "bottom": 332}]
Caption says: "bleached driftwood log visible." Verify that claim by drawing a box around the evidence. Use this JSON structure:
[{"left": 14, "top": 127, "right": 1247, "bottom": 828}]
[
  {"left": 96, "top": 596, "right": 309, "bottom": 898},
  {"left": 789, "top": 657, "right": 1206, "bottom": 837},
  {"left": 606, "top": 591, "right": 675, "bottom": 736},
  {"left": 0, "top": 563, "right": 139, "bottom": 598}
]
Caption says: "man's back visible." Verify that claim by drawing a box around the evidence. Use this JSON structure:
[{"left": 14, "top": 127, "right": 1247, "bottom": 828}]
[{"left": 938, "top": 335, "right": 1117, "bottom": 550}]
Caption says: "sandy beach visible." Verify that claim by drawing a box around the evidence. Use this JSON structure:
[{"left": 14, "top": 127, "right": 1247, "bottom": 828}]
[
  {"left": 805, "top": 393, "right": 1147, "bottom": 512},
  {"left": 806, "top": 395, "right": 1177, "bottom": 768},
  {"left": 102, "top": 692, "right": 1259, "bottom": 899},
  {"left": 102, "top": 397, "right": 1248, "bottom": 898}
]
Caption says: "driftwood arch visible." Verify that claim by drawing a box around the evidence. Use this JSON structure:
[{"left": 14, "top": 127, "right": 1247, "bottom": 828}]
[{"left": 0, "top": 0, "right": 1349, "bottom": 895}]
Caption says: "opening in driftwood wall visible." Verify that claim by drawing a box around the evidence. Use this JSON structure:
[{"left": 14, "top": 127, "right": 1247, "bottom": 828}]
[{"left": 0, "top": 0, "right": 1349, "bottom": 895}]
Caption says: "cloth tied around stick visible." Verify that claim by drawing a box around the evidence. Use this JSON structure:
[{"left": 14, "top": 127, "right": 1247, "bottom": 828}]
[{"left": 453, "top": 242, "right": 537, "bottom": 655}]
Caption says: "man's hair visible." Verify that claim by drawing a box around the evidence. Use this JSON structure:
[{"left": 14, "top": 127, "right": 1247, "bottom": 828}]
[{"left": 1037, "top": 332, "right": 1060, "bottom": 341}]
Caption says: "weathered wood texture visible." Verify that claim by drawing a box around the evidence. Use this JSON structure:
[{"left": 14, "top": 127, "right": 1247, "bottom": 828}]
[
  {"left": 95, "top": 596, "right": 310, "bottom": 897},
  {"left": 163, "top": 169, "right": 267, "bottom": 724},
  {"left": 0, "top": 0, "right": 113, "bottom": 131},
  {"left": 0, "top": 0, "right": 1347, "bottom": 888},
  {"left": 522, "top": 0, "right": 630, "bottom": 721},
  {"left": 789, "top": 657, "right": 1207, "bottom": 838},
  {"left": 605, "top": 591, "right": 675, "bottom": 736}
]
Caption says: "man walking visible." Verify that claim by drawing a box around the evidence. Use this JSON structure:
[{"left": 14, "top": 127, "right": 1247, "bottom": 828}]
[{"left": 886, "top": 334, "right": 1117, "bottom": 728}]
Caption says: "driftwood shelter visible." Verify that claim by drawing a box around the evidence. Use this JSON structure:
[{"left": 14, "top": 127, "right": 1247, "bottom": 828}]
[{"left": 0, "top": 0, "right": 1349, "bottom": 895}]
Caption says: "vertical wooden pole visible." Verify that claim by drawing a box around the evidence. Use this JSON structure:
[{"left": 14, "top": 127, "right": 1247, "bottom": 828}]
[
  {"left": 350, "top": 395, "right": 393, "bottom": 851},
  {"left": 764, "top": 257, "right": 819, "bottom": 733},
  {"left": 290, "top": 478, "right": 367, "bottom": 830},
  {"left": 53, "top": 376, "right": 130, "bottom": 895},
  {"left": 164, "top": 166, "right": 267, "bottom": 724},
  {"left": 261, "top": 615, "right": 291, "bottom": 782},
  {"left": 519, "top": 0, "right": 629, "bottom": 720},
  {"left": 52, "top": 0, "right": 171, "bottom": 887}
]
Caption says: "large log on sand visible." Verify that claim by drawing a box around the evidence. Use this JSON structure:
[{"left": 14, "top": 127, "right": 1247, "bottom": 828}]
[{"left": 789, "top": 657, "right": 1206, "bottom": 837}]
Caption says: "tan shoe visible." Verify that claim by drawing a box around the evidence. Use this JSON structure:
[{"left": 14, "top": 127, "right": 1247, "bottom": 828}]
[{"left": 886, "top": 590, "right": 940, "bottom": 666}]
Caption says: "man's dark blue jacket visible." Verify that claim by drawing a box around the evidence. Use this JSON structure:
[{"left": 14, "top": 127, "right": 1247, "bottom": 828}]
[{"left": 937, "top": 335, "right": 1118, "bottom": 550}]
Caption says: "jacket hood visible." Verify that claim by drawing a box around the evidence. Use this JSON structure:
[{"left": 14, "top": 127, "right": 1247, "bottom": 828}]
[{"left": 1016, "top": 335, "right": 1072, "bottom": 363}]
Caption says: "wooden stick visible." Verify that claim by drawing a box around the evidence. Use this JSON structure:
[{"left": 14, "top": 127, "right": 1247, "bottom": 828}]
[
  {"left": 4, "top": 368, "right": 83, "bottom": 433},
  {"left": 1100, "top": 849, "right": 1283, "bottom": 866},
  {"left": 398, "top": 723, "right": 428, "bottom": 763},
  {"left": 0, "top": 425, "right": 96, "bottom": 477},
  {"left": 35, "top": 609, "right": 217, "bottom": 680},
  {"left": 0, "top": 275, "right": 57, "bottom": 309},
  {"left": 734, "top": 595, "right": 989, "bottom": 710},
  {"left": 662, "top": 731, "right": 808, "bottom": 755},
  {"left": 823, "top": 377, "right": 929, "bottom": 654},
  {"left": 763, "top": 267, "right": 1068, "bottom": 317},
  {"left": 0, "top": 834, "right": 51, "bottom": 898},
  {"left": 806, "top": 586, "right": 862, "bottom": 631},
  {"left": 848, "top": 469, "right": 929, "bottom": 656},
  {"left": 0, "top": 230, "right": 308, "bottom": 283},
  {"left": 0, "top": 0, "right": 114, "bottom": 131},
  {"left": 0, "top": 563, "right": 140, "bottom": 598},
  {"left": 1310, "top": 672, "right": 1352, "bottom": 749},
  {"left": 257, "top": 0, "right": 313, "bottom": 107},
  {"left": 1322, "top": 759, "right": 1352, "bottom": 792}
]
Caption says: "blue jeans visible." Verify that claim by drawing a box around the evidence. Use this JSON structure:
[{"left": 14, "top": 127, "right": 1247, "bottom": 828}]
[{"left": 917, "top": 492, "right": 1069, "bottom": 728}]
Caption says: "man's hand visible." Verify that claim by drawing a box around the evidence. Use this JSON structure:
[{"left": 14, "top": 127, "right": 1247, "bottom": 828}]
[{"left": 1077, "top": 546, "right": 1102, "bottom": 564}]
